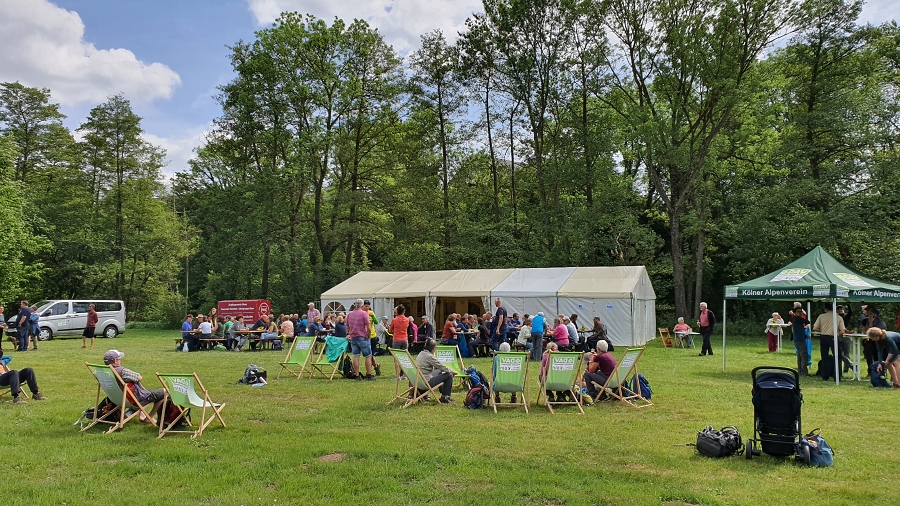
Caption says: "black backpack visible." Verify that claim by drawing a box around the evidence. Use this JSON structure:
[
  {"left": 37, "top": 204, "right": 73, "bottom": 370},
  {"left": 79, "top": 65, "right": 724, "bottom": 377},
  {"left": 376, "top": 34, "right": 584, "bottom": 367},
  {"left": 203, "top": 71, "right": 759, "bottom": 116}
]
[
  {"left": 342, "top": 355, "right": 355, "bottom": 378},
  {"left": 464, "top": 384, "right": 489, "bottom": 409},
  {"left": 239, "top": 364, "right": 267, "bottom": 384},
  {"left": 818, "top": 356, "right": 835, "bottom": 381},
  {"left": 695, "top": 426, "right": 744, "bottom": 458}
]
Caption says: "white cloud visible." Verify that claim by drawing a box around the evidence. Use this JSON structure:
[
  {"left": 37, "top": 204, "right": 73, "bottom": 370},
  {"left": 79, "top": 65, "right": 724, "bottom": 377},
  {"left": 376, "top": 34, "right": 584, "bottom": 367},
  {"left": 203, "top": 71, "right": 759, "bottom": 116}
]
[
  {"left": 144, "top": 127, "right": 209, "bottom": 181},
  {"left": 246, "top": 0, "right": 483, "bottom": 53},
  {"left": 0, "top": 0, "right": 180, "bottom": 106},
  {"left": 858, "top": 0, "right": 897, "bottom": 26}
]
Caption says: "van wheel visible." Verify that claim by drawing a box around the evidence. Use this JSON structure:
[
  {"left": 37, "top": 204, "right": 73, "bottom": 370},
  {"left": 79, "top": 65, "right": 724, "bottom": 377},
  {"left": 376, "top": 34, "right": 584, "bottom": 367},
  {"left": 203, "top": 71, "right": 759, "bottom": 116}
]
[
  {"left": 38, "top": 327, "right": 53, "bottom": 341},
  {"left": 103, "top": 325, "right": 118, "bottom": 339}
]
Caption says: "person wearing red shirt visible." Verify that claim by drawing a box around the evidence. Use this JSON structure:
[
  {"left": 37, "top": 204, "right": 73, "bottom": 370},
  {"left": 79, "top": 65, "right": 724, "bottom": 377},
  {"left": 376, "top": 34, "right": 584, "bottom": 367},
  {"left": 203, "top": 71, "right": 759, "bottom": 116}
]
[
  {"left": 82, "top": 304, "right": 99, "bottom": 349},
  {"left": 440, "top": 315, "right": 459, "bottom": 346}
]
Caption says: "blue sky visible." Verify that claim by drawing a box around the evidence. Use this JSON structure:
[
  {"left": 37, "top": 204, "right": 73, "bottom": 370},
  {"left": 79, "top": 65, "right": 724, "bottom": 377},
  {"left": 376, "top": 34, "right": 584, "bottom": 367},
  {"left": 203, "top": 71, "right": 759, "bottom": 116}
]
[{"left": 0, "top": 0, "right": 896, "bottom": 179}]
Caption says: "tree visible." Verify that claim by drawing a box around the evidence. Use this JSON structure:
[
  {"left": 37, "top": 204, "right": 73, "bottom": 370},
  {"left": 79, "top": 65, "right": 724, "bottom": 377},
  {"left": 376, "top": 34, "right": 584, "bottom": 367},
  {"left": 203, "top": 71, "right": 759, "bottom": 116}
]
[
  {"left": 0, "top": 82, "right": 67, "bottom": 182},
  {"left": 601, "top": 0, "right": 794, "bottom": 317}
]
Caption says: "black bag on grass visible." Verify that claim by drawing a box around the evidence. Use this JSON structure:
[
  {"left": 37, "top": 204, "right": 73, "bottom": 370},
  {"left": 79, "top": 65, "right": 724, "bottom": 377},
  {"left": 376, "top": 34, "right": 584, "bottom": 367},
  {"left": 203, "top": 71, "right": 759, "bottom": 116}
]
[
  {"left": 695, "top": 426, "right": 744, "bottom": 457},
  {"left": 238, "top": 364, "right": 267, "bottom": 384}
]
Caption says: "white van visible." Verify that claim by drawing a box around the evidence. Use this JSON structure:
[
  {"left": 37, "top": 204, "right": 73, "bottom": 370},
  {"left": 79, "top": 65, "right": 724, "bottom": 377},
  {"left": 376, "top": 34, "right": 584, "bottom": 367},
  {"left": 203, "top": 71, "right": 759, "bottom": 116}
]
[{"left": 5, "top": 300, "right": 126, "bottom": 341}]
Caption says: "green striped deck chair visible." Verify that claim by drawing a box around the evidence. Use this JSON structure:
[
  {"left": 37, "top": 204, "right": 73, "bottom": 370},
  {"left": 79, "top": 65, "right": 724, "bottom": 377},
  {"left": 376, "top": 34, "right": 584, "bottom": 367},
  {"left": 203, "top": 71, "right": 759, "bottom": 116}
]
[
  {"left": 156, "top": 373, "right": 226, "bottom": 439},
  {"left": 435, "top": 345, "right": 467, "bottom": 389},
  {"left": 277, "top": 336, "right": 316, "bottom": 379},
  {"left": 308, "top": 336, "right": 349, "bottom": 380},
  {"left": 81, "top": 363, "right": 155, "bottom": 434},
  {"left": 594, "top": 347, "right": 652, "bottom": 408},
  {"left": 489, "top": 352, "right": 529, "bottom": 413},
  {"left": 537, "top": 351, "right": 585, "bottom": 414},
  {"left": 387, "top": 349, "right": 446, "bottom": 409}
]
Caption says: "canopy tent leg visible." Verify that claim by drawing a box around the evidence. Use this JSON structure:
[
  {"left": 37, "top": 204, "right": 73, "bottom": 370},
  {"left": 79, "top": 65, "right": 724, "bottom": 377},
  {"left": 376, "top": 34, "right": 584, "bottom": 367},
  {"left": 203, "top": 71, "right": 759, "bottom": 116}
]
[
  {"left": 722, "top": 300, "right": 727, "bottom": 372},
  {"left": 833, "top": 298, "right": 840, "bottom": 386}
]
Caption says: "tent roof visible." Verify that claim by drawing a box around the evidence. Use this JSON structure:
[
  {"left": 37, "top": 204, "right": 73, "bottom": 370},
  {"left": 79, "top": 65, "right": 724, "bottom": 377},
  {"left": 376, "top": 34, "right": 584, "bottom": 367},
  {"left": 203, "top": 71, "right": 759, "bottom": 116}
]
[
  {"left": 322, "top": 266, "right": 656, "bottom": 300},
  {"left": 557, "top": 266, "right": 656, "bottom": 299},
  {"left": 320, "top": 271, "right": 401, "bottom": 300},
  {"left": 429, "top": 269, "right": 516, "bottom": 297},
  {"left": 373, "top": 270, "right": 458, "bottom": 298},
  {"left": 726, "top": 246, "right": 900, "bottom": 301},
  {"left": 491, "top": 267, "right": 577, "bottom": 297}
]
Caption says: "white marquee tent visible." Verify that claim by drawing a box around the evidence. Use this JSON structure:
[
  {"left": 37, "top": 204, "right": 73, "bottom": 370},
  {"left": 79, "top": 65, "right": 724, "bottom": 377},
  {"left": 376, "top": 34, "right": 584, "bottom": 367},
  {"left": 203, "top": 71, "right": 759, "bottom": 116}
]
[{"left": 319, "top": 266, "right": 657, "bottom": 346}]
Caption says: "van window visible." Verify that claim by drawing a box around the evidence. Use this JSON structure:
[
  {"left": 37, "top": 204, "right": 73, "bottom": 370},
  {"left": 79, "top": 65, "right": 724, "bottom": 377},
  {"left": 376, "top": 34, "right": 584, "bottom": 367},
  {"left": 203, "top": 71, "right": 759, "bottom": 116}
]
[
  {"left": 73, "top": 302, "right": 90, "bottom": 314},
  {"left": 49, "top": 302, "right": 69, "bottom": 316},
  {"left": 94, "top": 302, "right": 122, "bottom": 312}
]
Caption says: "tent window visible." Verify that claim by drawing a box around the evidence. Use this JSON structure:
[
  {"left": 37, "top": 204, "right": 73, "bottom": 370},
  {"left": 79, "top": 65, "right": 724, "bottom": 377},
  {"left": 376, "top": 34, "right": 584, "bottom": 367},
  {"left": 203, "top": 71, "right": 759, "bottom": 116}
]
[{"left": 324, "top": 301, "right": 346, "bottom": 314}]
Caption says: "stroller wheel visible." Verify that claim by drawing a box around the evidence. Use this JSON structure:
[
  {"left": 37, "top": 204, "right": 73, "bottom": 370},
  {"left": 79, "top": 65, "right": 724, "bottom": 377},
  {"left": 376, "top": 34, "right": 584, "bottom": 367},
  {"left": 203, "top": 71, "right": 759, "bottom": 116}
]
[
  {"left": 745, "top": 439, "right": 753, "bottom": 460},
  {"left": 801, "top": 444, "right": 811, "bottom": 465}
]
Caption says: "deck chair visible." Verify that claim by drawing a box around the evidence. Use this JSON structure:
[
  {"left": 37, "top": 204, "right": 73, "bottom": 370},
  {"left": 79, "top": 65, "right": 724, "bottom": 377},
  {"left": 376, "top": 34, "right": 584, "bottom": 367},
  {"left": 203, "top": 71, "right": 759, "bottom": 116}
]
[
  {"left": 658, "top": 328, "right": 674, "bottom": 347},
  {"left": 156, "top": 373, "right": 226, "bottom": 439},
  {"left": 277, "top": 336, "right": 316, "bottom": 379},
  {"left": 435, "top": 345, "right": 467, "bottom": 389},
  {"left": 536, "top": 351, "right": 585, "bottom": 414},
  {"left": 489, "top": 352, "right": 529, "bottom": 413},
  {"left": 0, "top": 361, "right": 29, "bottom": 400},
  {"left": 308, "top": 336, "right": 349, "bottom": 380},
  {"left": 81, "top": 363, "right": 155, "bottom": 434},
  {"left": 387, "top": 349, "right": 446, "bottom": 409},
  {"left": 593, "top": 347, "right": 652, "bottom": 408}
]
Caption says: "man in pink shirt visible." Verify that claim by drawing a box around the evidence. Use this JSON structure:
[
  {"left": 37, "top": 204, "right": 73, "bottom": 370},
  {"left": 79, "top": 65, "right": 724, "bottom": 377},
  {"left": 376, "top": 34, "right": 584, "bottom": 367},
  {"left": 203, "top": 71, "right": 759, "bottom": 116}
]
[{"left": 346, "top": 298, "right": 375, "bottom": 381}]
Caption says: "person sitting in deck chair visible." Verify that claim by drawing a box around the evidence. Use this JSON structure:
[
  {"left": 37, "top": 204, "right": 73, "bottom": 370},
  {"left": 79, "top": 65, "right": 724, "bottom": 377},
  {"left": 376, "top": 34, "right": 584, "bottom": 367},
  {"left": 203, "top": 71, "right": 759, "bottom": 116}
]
[
  {"left": 415, "top": 339, "right": 456, "bottom": 404},
  {"left": 104, "top": 350, "right": 164, "bottom": 423},
  {"left": 491, "top": 342, "right": 518, "bottom": 404},
  {"left": 582, "top": 340, "right": 617, "bottom": 400},
  {"left": 0, "top": 350, "right": 47, "bottom": 404},
  {"left": 540, "top": 342, "right": 569, "bottom": 402}
]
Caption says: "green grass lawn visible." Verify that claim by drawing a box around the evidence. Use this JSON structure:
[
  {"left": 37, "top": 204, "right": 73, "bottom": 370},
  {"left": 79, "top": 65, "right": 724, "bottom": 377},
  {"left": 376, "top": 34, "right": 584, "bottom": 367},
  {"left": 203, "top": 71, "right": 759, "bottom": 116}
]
[{"left": 2, "top": 330, "right": 895, "bottom": 506}]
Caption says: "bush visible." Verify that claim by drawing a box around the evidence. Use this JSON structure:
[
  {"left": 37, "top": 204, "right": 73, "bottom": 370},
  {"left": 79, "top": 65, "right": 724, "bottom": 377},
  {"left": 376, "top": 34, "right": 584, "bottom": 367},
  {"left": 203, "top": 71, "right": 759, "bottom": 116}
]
[
  {"left": 144, "top": 292, "right": 189, "bottom": 329},
  {"left": 126, "top": 321, "right": 175, "bottom": 330}
]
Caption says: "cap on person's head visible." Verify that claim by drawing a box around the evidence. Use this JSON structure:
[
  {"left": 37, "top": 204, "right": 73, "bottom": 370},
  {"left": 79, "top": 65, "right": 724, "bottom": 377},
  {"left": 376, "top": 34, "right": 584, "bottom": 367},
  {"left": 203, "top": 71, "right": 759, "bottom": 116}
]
[
  {"left": 103, "top": 349, "right": 124, "bottom": 364},
  {"left": 837, "top": 305, "right": 844, "bottom": 310},
  {"left": 381, "top": 316, "right": 388, "bottom": 321},
  {"left": 596, "top": 340, "right": 609, "bottom": 352},
  {"left": 537, "top": 312, "right": 544, "bottom": 316}
]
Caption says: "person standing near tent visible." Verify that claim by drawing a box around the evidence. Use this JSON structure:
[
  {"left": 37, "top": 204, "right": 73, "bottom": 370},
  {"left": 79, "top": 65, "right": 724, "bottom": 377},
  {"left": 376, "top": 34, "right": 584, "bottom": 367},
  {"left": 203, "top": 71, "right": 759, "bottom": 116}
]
[
  {"left": 491, "top": 298, "right": 508, "bottom": 352},
  {"left": 813, "top": 306, "right": 845, "bottom": 362},
  {"left": 697, "top": 302, "right": 716, "bottom": 357},
  {"left": 860, "top": 305, "right": 887, "bottom": 372},
  {"left": 346, "top": 299, "right": 375, "bottom": 381},
  {"left": 764, "top": 313, "right": 783, "bottom": 353},
  {"left": 530, "top": 312, "right": 547, "bottom": 361},
  {"left": 389, "top": 305, "right": 410, "bottom": 378},
  {"left": 788, "top": 303, "right": 811, "bottom": 376}
]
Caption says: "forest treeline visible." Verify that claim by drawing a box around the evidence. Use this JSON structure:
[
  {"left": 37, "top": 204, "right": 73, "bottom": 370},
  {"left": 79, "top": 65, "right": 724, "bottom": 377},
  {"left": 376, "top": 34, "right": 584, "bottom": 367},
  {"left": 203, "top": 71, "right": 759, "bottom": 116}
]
[{"left": 1, "top": 0, "right": 898, "bottom": 325}]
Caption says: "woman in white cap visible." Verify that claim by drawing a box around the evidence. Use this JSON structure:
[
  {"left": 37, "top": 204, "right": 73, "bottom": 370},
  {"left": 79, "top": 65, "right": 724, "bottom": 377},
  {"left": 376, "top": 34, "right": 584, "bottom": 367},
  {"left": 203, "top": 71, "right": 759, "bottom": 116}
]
[{"left": 765, "top": 312, "right": 784, "bottom": 352}]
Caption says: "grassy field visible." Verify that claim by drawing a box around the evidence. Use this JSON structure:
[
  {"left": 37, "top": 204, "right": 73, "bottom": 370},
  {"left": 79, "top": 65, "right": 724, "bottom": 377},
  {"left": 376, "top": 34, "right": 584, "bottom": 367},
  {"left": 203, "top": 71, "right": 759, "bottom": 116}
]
[{"left": 1, "top": 329, "right": 895, "bottom": 506}]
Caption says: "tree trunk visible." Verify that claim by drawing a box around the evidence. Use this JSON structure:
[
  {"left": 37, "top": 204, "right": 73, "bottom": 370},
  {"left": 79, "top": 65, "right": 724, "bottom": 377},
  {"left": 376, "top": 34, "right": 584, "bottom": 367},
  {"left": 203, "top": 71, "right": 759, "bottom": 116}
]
[
  {"left": 693, "top": 193, "right": 708, "bottom": 319},
  {"left": 669, "top": 210, "right": 688, "bottom": 319},
  {"left": 486, "top": 87, "right": 499, "bottom": 222}
]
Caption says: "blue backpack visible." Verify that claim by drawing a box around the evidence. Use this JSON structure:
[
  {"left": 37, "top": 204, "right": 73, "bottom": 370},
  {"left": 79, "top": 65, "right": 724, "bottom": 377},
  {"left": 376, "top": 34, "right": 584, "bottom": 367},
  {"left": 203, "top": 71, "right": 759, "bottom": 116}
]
[
  {"left": 801, "top": 429, "right": 834, "bottom": 467},
  {"left": 870, "top": 362, "right": 891, "bottom": 388},
  {"left": 631, "top": 373, "right": 652, "bottom": 399}
]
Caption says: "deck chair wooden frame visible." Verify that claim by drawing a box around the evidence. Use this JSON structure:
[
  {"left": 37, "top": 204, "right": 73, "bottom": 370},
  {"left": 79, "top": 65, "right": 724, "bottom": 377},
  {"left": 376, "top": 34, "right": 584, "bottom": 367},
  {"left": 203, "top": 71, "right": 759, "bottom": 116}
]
[
  {"left": 156, "top": 373, "right": 226, "bottom": 439},
  {"left": 593, "top": 347, "right": 652, "bottom": 408},
  {"left": 387, "top": 349, "right": 446, "bottom": 409},
  {"left": 434, "top": 345, "right": 468, "bottom": 390},
  {"left": 536, "top": 351, "right": 585, "bottom": 414},
  {"left": 0, "top": 362, "right": 29, "bottom": 400},
  {"left": 81, "top": 363, "right": 156, "bottom": 434},
  {"left": 307, "top": 337, "right": 348, "bottom": 380},
  {"left": 658, "top": 328, "right": 674, "bottom": 347},
  {"left": 489, "top": 352, "right": 529, "bottom": 413},
  {"left": 277, "top": 336, "right": 317, "bottom": 379}
]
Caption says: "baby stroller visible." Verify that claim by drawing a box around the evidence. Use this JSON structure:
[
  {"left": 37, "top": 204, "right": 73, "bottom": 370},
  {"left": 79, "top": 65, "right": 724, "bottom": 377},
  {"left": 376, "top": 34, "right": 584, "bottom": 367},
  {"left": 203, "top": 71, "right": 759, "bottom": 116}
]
[{"left": 745, "top": 366, "right": 809, "bottom": 464}]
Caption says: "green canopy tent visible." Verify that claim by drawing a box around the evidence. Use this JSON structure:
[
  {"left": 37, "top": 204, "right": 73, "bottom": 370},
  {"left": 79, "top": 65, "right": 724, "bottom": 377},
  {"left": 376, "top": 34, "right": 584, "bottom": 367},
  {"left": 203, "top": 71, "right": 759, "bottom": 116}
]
[{"left": 722, "top": 246, "right": 900, "bottom": 384}]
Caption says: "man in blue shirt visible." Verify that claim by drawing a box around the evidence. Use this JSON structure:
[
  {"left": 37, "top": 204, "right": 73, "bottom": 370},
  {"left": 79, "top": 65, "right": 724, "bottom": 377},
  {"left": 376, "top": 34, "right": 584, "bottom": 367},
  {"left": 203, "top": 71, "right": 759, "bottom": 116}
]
[
  {"left": 16, "top": 301, "right": 31, "bottom": 352},
  {"left": 530, "top": 312, "right": 546, "bottom": 361},
  {"left": 181, "top": 314, "right": 196, "bottom": 351}
]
